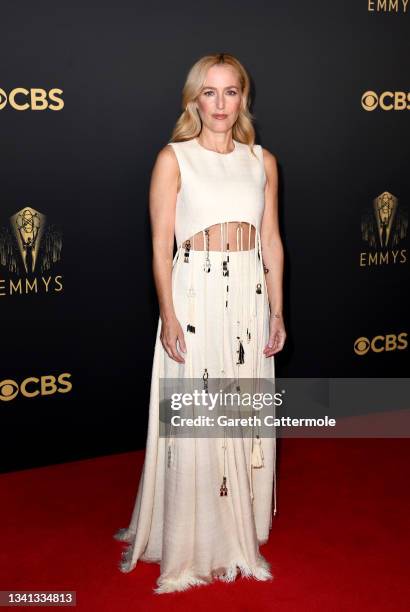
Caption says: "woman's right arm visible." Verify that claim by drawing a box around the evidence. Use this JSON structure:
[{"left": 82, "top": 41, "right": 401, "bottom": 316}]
[{"left": 149, "top": 145, "right": 186, "bottom": 363}]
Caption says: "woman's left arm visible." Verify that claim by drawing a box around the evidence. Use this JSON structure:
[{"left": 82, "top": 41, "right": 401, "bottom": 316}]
[{"left": 260, "top": 147, "right": 287, "bottom": 356}]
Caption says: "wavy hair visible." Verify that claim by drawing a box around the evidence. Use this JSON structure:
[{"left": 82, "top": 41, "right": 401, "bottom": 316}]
[{"left": 169, "top": 53, "right": 257, "bottom": 156}]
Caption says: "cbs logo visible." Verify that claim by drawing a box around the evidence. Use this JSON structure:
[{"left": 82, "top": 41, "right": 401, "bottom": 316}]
[
  {"left": 0, "top": 373, "right": 72, "bottom": 401},
  {"left": 0, "top": 88, "right": 64, "bottom": 111},
  {"left": 354, "top": 333, "right": 408, "bottom": 355},
  {"left": 361, "top": 90, "right": 410, "bottom": 111}
]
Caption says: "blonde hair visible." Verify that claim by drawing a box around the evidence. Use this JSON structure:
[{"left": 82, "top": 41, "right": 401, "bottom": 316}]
[{"left": 170, "top": 53, "right": 258, "bottom": 156}]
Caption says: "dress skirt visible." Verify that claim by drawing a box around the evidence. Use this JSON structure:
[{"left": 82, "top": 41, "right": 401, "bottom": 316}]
[{"left": 114, "top": 233, "right": 276, "bottom": 594}]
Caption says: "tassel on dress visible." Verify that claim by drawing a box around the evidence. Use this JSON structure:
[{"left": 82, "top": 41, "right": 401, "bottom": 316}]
[
  {"left": 236, "top": 337, "right": 245, "bottom": 364},
  {"left": 251, "top": 435, "right": 264, "bottom": 468}
]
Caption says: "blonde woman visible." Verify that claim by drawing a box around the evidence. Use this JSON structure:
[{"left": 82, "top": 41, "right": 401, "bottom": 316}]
[{"left": 114, "top": 52, "right": 286, "bottom": 594}]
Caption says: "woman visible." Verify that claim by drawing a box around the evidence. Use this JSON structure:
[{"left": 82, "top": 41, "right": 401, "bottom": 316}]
[{"left": 114, "top": 52, "right": 286, "bottom": 594}]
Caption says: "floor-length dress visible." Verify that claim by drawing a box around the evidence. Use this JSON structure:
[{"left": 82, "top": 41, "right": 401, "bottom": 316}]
[{"left": 113, "top": 137, "right": 277, "bottom": 594}]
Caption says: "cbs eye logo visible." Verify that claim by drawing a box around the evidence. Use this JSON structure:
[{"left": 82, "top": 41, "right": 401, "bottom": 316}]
[
  {"left": 0, "top": 88, "right": 64, "bottom": 111},
  {"left": 361, "top": 90, "right": 410, "bottom": 111},
  {"left": 0, "top": 374, "right": 72, "bottom": 401},
  {"left": 354, "top": 333, "right": 408, "bottom": 355},
  {"left": 0, "top": 380, "right": 19, "bottom": 401}
]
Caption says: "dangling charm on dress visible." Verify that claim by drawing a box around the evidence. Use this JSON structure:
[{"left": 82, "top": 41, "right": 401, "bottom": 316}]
[
  {"left": 246, "top": 327, "right": 251, "bottom": 342},
  {"left": 203, "top": 228, "right": 211, "bottom": 272},
  {"left": 167, "top": 438, "right": 175, "bottom": 468},
  {"left": 251, "top": 434, "right": 265, "bottom": 468},
  {"left": 203, "top": 367, "right": 208, "bottom": 392},
  {"left": 186, "top": 286, "right": 196, "bottom": 333},
  {"left": 219, "top": 435, "right": 228, "bottom": 496},
  {"left": 256, "top": 282, "right": 262, "bottom": 294},
  {"left": 225, "top": 238, "right": 230, "bottom": 307},
  {"left": 236, "top": 337, "right": 245, "bottom": 364},
  {"left": 219, "top": 476, "right": 228, "bottom": 496},
  {"left": 183, "top": 239, "right": 191, "bottom": 263},
  {"left": 222, "top": 242, "right": 229, "bottom": 276}
]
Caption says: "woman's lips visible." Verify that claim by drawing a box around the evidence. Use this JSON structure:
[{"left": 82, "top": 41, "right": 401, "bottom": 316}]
[{"left": 213, "top": 114, "right": 227, "bottom": 119}]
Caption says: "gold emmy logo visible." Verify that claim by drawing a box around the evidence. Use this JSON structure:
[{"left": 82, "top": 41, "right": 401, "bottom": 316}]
[
  {"left": 0, "top": 206, "right": 63, "bottom": 295},
  {"left": 12, "top": 207, "right": 45, "bottom": 275},
  {"left": 360, "top": 192, "right": 408, "bottom": 266},
  {"left": 362, "top": 192, "right": 407, "bottom": 249},
  {"left": 0, "top": 206, "right": 62, "bottom": 276}
]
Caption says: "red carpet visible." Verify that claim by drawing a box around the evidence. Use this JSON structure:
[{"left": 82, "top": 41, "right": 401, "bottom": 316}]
[{"left": 1, "top": 438, "right": 409, "bottom": 611}]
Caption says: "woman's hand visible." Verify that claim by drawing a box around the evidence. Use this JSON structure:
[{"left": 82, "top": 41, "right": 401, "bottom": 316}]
[
  {"left": 264, "top": 315, "right": 286, "bottom": 357},
  {"left": 160, "top": 314, "right": 187, "bottom": 363}
]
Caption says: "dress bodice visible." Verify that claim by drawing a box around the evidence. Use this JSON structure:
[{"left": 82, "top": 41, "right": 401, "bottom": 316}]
[{"left": 167, "top": 138, "right": 267, "bottom": 248}]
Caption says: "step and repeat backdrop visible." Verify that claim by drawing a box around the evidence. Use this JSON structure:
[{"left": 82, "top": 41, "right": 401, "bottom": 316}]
[{"left": 0, "top": 1, "right": 408, "bottom": 471}]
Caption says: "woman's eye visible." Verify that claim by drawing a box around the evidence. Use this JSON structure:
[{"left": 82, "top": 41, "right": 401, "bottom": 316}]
[{"left": 203, "top": 90, "right": 237, "bottom": 96}]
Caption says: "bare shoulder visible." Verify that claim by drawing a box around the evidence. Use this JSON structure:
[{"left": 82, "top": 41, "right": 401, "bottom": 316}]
[
  {"left": 156, "top": 143, "right": 178, "bottom": 164},
  {"left": 261, "top": 147, "right": 277, "bottom": 170},
  {"left": 152, "top": 143, "right": 180, "bottom": 176},
  {"left": 261, "top": 146, "right": 278, "bottom": 185}
]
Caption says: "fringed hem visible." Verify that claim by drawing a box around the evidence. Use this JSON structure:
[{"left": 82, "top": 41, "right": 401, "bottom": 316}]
[
  {"left": 154, "top": 572, "right": 211, "bottom": 594},
  {"left": 113, "top": 527, "right": 134, "bottom": 543},
  {"left": 153, "top": 556, "right": 274, "bottom": 594},
  {"left": 114, "top": 528, "right": 274, "bottom": 579}
]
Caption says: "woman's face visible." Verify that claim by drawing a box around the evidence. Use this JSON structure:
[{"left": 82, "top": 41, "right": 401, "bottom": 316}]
[{"left": 195, "top": 64, "right": 242, "bottom": 133}]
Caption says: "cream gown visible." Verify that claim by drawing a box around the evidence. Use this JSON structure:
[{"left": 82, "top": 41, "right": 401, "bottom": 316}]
[{"left": 113, "top": 137, "right": 277, "bottom": 594}]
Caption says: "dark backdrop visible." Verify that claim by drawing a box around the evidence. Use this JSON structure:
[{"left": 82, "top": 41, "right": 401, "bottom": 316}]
[{"left": 1, "top": 0, "right": 408, "bottom": 471}]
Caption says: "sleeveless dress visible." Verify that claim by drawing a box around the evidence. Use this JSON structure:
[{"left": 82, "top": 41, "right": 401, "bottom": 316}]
[{"left": 113, "top": 137, "right": 277, "bottom": 594}]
